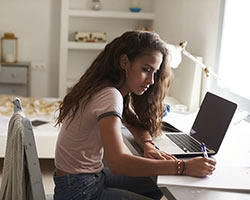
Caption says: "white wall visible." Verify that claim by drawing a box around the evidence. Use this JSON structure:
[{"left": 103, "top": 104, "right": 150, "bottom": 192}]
[
  {"left": 0, "top": 0, "right": 221, "bottom": 99},
  {"left": 0, "top": 0, "right": 60, "bottom": 97},
  {"left": 154, "top": 0, "right": 221, "bottom": 108}
]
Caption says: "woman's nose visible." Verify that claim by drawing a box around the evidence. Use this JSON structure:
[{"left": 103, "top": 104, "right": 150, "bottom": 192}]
[{"left": 147, "top": 73, "right": 154, "bottom": 85}]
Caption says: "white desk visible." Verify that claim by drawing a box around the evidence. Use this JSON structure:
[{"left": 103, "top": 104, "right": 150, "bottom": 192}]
[{"left": 122, "top": 116, "right": 250, "bottom": 200}]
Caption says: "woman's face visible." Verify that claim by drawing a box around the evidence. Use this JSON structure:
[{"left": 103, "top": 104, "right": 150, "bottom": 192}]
[{"left": 119, "top": 51, "right": 163, "bottom": 96}]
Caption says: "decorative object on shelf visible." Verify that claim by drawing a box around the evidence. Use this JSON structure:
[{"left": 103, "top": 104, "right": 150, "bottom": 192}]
[
  {"left": 136, "top": 26, "right": 153, "bottom": 32},
  {"left": 91, "top": 0, "right": 102, "bottom": 11},
  {"left": 129, "top": 0, "right": 142, "bottom": 12},
  {"left": 74, "top": 32, "right": 106, "bottom": 42},
  {"left": 1, "top": 32, "right": 18, "bottom": 63},
  {"left": 166, "top": 41, "right": 220, "bottom": 79}
]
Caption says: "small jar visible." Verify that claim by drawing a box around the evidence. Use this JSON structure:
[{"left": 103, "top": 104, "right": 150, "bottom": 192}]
[{"left": 91, "top": 0, "right": 102, "bottom": 11}]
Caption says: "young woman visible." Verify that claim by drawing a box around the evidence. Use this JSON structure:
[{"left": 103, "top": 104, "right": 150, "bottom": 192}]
[{"left": 54, "top": 31, "right": 216, "bottom": 200}]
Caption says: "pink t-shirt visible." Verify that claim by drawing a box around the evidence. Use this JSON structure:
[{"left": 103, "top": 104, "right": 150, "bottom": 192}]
[{"left": 55, "top": 87, "right": 123, "bottom": 174}]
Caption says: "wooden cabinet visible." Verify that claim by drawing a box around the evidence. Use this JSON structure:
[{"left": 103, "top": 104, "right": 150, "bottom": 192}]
[
  {"left": 58, "top": 0, "right": 154, "bottom": 98},
  {"left": 0, "top": 62, "right": 30, "bottom": 97}
]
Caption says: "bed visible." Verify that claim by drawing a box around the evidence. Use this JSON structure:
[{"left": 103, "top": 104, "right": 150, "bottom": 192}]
[{"left": 0, "top": 95, "right": 61, "bottom": 159}]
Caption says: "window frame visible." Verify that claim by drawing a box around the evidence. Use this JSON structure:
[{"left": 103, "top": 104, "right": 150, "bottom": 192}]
[{"left": 211, "top": 0, "right": 250, "bottom": 113}]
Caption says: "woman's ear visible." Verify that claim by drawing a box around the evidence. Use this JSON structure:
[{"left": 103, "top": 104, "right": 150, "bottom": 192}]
[{"left": 120, "top": 54, "right": 129, "bottom": 69}]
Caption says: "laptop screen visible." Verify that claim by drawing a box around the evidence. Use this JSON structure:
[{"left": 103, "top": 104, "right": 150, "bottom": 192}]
[{"left": 190, "top": 92, "right": 237, "bottom": 152}]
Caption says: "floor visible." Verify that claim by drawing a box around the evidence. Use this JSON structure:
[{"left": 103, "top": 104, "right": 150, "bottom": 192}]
[{"left": 0, "top": 158, "right": 167, "bottom": 200}]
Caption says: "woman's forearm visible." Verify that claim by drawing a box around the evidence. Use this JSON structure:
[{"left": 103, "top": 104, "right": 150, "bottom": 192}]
[
  {"left": 107, "top": 152, "right": 176, "bottom": 176},
  {"left": 126, "top": 125, "right": 153, "bottom": 147}
]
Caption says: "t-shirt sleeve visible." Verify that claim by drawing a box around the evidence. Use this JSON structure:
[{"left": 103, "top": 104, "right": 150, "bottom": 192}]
[{"left": 92, "top": 87, "right": 123, "bottom": 121}]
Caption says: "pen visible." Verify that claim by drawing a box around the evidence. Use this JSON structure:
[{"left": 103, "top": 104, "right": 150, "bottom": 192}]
[{"left": 201, "top": 142, "right": 208, "bottom": 158}]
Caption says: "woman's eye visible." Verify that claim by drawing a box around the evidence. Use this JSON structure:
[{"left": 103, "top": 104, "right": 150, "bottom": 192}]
[{"left": 143, "top": 68, "right": 151, "bottom": 72}]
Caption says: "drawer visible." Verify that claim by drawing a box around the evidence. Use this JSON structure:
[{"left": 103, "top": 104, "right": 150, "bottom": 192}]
[
  {"left": 0, "top": 66, "right": 27, "bottom": 84},
  {"left": 0, "top": 84, "right": 27, "bottom": 97}
]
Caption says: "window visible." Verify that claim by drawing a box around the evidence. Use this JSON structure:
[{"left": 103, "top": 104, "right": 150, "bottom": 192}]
[{"left": 212, "top": 0, "right": 250, "bottom": 113}]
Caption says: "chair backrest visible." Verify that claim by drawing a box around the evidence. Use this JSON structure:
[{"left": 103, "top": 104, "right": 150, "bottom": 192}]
[{"left": 0, "top": 98, "right": 46, "bottom": 200}]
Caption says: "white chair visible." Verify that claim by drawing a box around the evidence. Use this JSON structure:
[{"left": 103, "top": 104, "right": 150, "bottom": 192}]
[{"left": 0, "top": 98, "right": 53, "bottom": 200}]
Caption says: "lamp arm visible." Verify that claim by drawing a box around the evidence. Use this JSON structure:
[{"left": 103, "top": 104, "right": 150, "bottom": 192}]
[
  {"left": 182, "top": 49, "right": 206, "bottom": 69},
  {"left": 182, "top": 49, "right": 221, "bottom": 79}
]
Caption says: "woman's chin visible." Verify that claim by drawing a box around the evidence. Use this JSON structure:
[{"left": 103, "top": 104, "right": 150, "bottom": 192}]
[{"left": 134, "top": 90, "right": 146, "bottom": 96}]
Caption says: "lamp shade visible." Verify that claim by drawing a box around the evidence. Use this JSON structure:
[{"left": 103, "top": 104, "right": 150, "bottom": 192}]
[{"left": 165, "top": 43, "right": 182, "bottom": 68}]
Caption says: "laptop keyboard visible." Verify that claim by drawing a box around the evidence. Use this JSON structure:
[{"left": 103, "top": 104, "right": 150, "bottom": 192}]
[{"left": 165, "top": 134, "right": 202, "bottom": 152}]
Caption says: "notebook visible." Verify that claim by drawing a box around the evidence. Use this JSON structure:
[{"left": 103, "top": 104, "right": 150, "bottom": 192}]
[{"left": 154, "top": 92, "right": 237, "bottom": 157}]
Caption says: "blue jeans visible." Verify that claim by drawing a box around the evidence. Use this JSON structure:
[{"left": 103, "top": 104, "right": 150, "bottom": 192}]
[{"left": 53, "top": 168, "right": 163, "bottom": 200}]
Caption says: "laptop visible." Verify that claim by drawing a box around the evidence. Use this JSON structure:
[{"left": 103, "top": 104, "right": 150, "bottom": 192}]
[{"left": 154, "top": 92, "right": 237, "bottom": 157}]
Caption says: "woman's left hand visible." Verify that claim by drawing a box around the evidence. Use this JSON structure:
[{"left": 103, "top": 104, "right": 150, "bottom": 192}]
[{"left": 143, "top": 142, "right": 177, "bottom": 160}]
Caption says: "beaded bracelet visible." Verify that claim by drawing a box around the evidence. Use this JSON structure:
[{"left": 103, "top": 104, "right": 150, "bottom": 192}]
[
  {"left": 176, "top": 160, "right": 182, "bottom": 175},
  {"left": 175, "top": 160, "right": 185, "bottom": 175},
  {"left": 181, "top": 160, "right": 185, "bottom": 175}
]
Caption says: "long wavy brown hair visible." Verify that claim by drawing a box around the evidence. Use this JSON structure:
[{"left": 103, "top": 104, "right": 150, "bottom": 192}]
[{"left": 56, "top": 30, "right": 173, "bottom": 137}]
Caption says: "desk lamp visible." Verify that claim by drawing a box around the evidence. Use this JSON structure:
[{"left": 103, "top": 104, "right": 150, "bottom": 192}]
[{"left": 166, "top": 41, "right": 220, "bottom": 79}]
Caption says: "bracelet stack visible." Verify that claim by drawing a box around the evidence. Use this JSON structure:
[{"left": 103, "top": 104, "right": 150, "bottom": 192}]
[
  {"left": 141, "top": 139, "right": 155, "bottom": 147},
  {"left": 175, "top": 160, "right": 185, "bottom": 175}
]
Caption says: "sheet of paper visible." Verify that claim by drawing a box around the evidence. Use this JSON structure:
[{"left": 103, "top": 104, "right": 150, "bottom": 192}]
[
  {"left": 163, "top": 111, "right": 197, "bottom": 133},
  {"left": 157, "top": 166, "right": 250, "bottom": 191}
]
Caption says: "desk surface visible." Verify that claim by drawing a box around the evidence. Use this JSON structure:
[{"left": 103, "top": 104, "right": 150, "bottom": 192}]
[{"left": 122, "top": 120, "right": 250, "bottom": 200}]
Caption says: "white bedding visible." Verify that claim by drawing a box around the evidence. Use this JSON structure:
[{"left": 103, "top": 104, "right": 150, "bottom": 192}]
[{"left": 0, "top": 95, "right": 61, "bottom": 158}]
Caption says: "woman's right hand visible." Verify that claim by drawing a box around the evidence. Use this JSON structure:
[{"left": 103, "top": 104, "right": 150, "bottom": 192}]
[{"left": 184, "top": 157, "right": 216, "bottom": 177}]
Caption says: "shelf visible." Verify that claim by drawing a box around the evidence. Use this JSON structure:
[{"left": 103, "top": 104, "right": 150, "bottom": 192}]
[
  {"left": 59, "top": 0, "right": 155, "bottom": 98},
  {"left": 68, "top": 10, "right": 155, "bottom": 20},
  {"left": 68, "top": 42, "right": 107, "bottom": 50}
]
